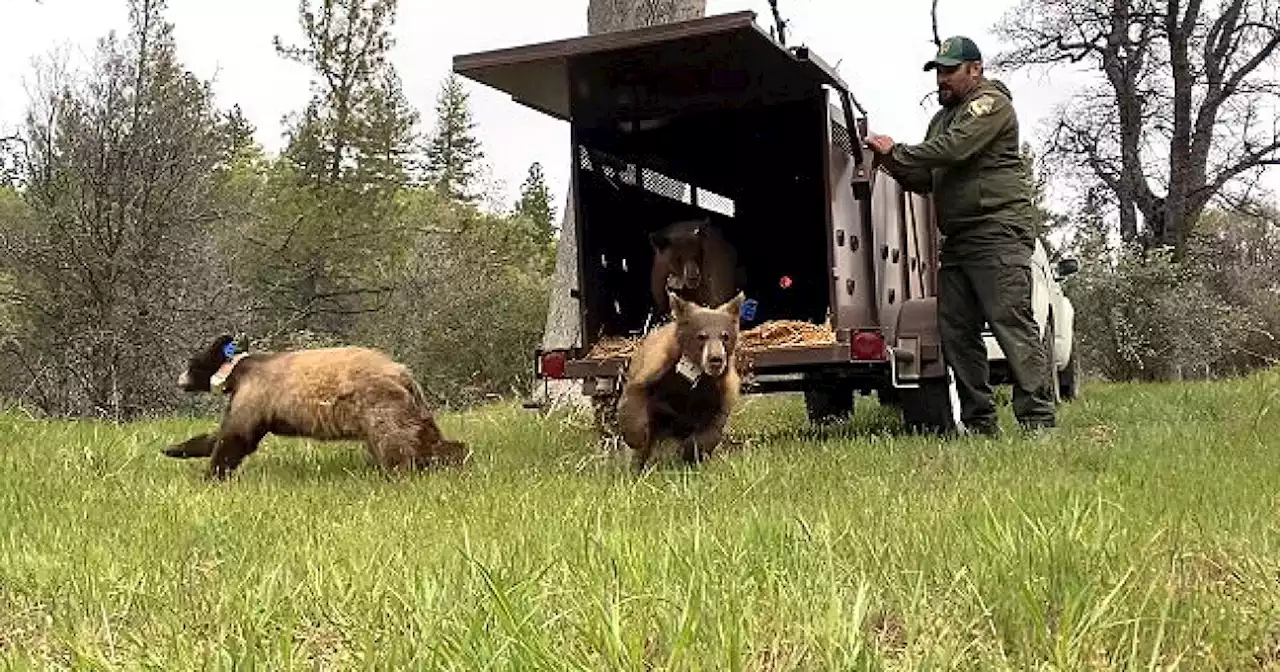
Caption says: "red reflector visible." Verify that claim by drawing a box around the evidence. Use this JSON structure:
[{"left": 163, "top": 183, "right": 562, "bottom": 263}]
[
  {"left": 851, "top": 331, "right": 886, "bottom": 361},
  {"left": 539, "top": 351, "right": 567, "bottom": 379}
]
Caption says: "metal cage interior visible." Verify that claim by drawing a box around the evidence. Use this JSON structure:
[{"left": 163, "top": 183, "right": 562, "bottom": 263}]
[
  {"left": 574, "top": 93, "right": 833, "bottom": 341},
  {"left": 454, "top": 11, "right": 853, "bottom": 345}
]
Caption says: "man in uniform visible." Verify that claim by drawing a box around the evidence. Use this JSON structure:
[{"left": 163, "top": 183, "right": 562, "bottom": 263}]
[{"left": 866, "top": 36, "right": 1057, "bottom": 436}]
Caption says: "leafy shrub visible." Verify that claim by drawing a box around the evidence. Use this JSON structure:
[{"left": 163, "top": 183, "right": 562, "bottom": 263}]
[{"left": 1064, "top": 208, "right": 1280, "bottom": 382}]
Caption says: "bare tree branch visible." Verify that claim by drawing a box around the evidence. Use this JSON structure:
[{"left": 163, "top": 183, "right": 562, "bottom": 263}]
[
  {"left": 931, "top": 0, "right": 941, "bottom": 47},
  {"left": 767, "top": 0, "right": 787, "bottom": 46},
  {"left": 993, "top": 0, "right": 1280, "bottom": 257}
]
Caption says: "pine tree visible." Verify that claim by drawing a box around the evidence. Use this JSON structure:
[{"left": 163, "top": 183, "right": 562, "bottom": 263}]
[
  {"left": 1020, "top": 142, "right": 1068, "bottom": 256},
  {"left": 245, "top": 0, "right": 420, "bottom": 339},
  {"left": 274, "top": 0, "right": 418, "bottom": 192},
  {"left": 423, "top": 74, "right": 484, "bottom": 204},
  {"left": 222, "top": 104, "right": 256, "bottom": 152},
  {"left": 515, "top": 161, "right": 555, "bottom": 241}
]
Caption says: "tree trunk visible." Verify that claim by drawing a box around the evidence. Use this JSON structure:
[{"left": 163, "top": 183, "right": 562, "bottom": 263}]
[
  {"left": 993, "top": 0, "right": 1280, "bottom": 260},
  {"left": 533, "top": 0, "right": 708, "bottom": 410},
  {"left": 534, "top": 185, "right": 586, "bottom": 410}
]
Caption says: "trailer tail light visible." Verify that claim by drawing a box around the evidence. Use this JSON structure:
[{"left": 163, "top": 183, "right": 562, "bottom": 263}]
[
  {"left": 538, "top": 350, "right": 568, "bottom": 379},
  {"left": 851, "top": 330, "right": 887, "bottom": 361}
]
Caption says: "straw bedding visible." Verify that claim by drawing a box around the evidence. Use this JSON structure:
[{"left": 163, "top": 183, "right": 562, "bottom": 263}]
[{"left": 585, "top": 319, "right": 836, "bottom": 361}]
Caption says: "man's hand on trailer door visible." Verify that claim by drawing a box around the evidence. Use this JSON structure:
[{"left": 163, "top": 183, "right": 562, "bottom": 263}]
[{"left": 866, "top": 134, "right": 895, "bottom": 154}]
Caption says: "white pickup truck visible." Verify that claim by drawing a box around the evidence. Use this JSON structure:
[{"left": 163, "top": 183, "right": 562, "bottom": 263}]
[{"left": 983, "top": 239, "right": 1081, "bottom": 401}]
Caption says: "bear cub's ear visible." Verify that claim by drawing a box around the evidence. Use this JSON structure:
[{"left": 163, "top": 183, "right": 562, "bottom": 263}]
[
  {"left": 719, "top": 292, "right": 746, "bottom": 318},
  {"left": 668, "top": 290, "right": 691, "bottom": 319},
  {"left": 649, "top": 231, "right": 669, "bottom": 251}
]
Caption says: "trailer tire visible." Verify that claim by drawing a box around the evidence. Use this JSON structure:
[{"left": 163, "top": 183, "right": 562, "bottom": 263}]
[
  {"left": 899, "top": 368, "right": 960, "bottom": 436},
  {"left": 592, "top": 393, "right": 621, "bottom": 440},
  {"left": 876, "top": 386, "right": 901, "bottom": 408},
  {"left": 804, "top": 382, "right": 855, "bottom": 425}
]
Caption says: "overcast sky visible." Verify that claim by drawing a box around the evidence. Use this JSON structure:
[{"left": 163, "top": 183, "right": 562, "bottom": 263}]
[{"left": 3, "top": 0, "right": 1277, "bottom": 214}]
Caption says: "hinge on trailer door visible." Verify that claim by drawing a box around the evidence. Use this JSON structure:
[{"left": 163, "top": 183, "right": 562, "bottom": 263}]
[{"left": 838, "top": 88, "right": 872, "bottom": 201}]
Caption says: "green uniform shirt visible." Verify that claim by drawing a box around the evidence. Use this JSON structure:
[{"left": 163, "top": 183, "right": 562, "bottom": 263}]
[{"left": 883, "top": 78, "right": 1036, "bottom": 267}]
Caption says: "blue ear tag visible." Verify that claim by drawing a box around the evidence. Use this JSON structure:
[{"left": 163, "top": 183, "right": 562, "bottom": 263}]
[
  {"left": 740, "top": 298, "right": 758, "bottom": 322},
  {"left": 222, "top": 341, "right": 238, "bottom": 359}
]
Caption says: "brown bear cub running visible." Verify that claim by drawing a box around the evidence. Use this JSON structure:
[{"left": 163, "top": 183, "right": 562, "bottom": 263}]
[
  {"left": 165, "top": 334, "right": 468, "bottom": 480},
  {"left": 617, "top": 290, "right": 746, "bottom": 473}
]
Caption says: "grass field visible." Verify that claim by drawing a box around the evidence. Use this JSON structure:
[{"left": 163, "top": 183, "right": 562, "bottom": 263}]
[{"left": 2, "top": 369, "right": 1280, "bottom": 670}]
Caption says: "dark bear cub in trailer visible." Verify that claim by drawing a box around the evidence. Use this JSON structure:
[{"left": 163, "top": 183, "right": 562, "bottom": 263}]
[
  {"left": 649, "top": 218, "right": 740, "bottom": 319},
  {"left": 165, "top": 334, "right": 468, "bottom": 480},
  {"left": 616, "top": 290, "right": 746, "bottom": 473}
]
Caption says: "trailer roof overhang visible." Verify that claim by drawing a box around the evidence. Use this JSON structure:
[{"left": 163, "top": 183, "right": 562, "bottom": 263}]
[{"left": 451, "top": 11, "right": 853, "bottom": 125}]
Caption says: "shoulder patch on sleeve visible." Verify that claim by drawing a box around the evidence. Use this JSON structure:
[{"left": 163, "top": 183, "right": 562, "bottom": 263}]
[{"left": 968, "top": 95, "right": 996, "bottom": 117}]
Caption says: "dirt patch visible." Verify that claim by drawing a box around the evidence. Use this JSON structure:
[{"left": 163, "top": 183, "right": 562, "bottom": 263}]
[
  {"left": 1255, "top": 632, "right": 1280, "bottom": 670},
  {"left": 868, "top": 610, "right": 908, "bottom": 652},
  {"left": 292, "top": 620, "right": 354, "bottom": 670},
  {"left": 0, "top": 595, "right": 64, "bottom": 666}
]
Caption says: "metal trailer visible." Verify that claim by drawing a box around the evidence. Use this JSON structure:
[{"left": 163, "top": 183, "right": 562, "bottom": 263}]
[{"left": 453, "top": 10, "right": 961, "bottom": 432}]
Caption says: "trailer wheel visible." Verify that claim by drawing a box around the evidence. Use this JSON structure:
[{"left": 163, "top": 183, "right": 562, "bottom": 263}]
[
  {"left": 804, "top": 381, "right": 855, "bottom": 425},
  {"left": 592, "top": 393, "right": 621, "bottom": 439},
  {"left": 899, "top": 367, "right": 960, "bottom": 436},
  {"left": 876, "top": 387, "right": 901, "bottom": 408}
]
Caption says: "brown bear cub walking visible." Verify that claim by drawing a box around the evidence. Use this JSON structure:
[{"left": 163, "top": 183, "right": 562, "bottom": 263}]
[
  {"left": 617, "top": 290, "right": 746, "bottom": 473},
  {"left": 649, "top": 218, "right": 739, "bottom": 319},
  {"left": 165, "top": 334, "right": 468, "bottom": 480}
]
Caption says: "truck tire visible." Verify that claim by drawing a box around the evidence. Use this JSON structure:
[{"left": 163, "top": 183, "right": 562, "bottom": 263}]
[
  {"left": 804, "top": 381, "right": 855, "bottom": 425},
  {"left": 1059, "top": 349, "right": 1080, "bottom": 401},
  {"left": 1044, "top": 319, "right": 1061, "bottom": 404},
  {"left": 899, "top": 368, "right": 960, "bottom": 436}
]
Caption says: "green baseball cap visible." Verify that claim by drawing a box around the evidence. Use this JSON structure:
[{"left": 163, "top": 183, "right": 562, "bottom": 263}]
[{"left": 923, "top": 36, "right": 983, "bottom": 71}]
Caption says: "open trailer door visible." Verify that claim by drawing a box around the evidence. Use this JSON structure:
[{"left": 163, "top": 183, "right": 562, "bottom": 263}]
[
  {"left": 452, "top": 11, "right": 852, "bottom": 126},
  {"left": 454, "top": 11, "right": 872, "bottom": 361}
]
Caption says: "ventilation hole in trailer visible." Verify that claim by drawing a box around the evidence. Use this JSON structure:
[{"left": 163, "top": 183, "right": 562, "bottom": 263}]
[
  {"left": 836, "top": 230, "right": 845, "bottom": 246},
  {"left": 851, "top": 236, "right": 859, "bottom": 251},
  {"left": 621, "top": 258, "right": 629, "bottom": 272},
  {"left": 831, "top": 123, "right": 854, "bottom": 156},
  {"left": 888, "top": 288, "right": 896, "bottom": 304},
  {"left": 892, "top": 249, "right": 900, "bottom": 263},
  {"left": 614, "top": 300, "right": 622, "bottom": 315},
  {"left": 881, "top": 244, "right": 889, "bottom": 259},
  {"left": 911, "top": 258, "right": 918, "bottom": 270},
  {"left": 642, "top": 168, "right": 691, "bottom": 203},
  {"left": 697, "top": 189, "right": 735, "bottom": 217},
  {"left": 581, "top": 144, "right": 734, "bottom": 217},
  {"left": 846, "top": 279, "right": 855, "bottom": 295}
]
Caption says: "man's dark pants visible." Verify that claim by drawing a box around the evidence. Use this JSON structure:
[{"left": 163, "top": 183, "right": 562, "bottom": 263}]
[{"left": 937, "top": 258, "right": 1057, "bottom": 433}]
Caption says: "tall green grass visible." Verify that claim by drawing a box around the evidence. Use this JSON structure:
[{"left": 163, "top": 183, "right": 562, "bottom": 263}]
[{"left": 1, "top": 369, "right": 1278, "bottom": 669}]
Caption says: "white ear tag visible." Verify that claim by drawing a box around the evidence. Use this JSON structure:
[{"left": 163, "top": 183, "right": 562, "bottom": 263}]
[
  {"left": 210, "top": 353, "right": 246, "bottom": 393},
  {"left": 675, "top": 356, "right": 702, "bottom": 385}
]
